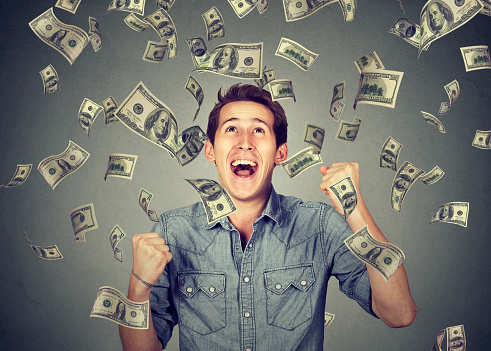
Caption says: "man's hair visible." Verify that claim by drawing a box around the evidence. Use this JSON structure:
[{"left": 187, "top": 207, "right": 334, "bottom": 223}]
[{"left": 206, "top": 84, "right": 288, "bottom": 148}]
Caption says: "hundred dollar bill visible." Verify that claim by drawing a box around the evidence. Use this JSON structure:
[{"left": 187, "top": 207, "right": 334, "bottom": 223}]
[
  {"left": 254, "top": 68, "right": 275, "bottom": 89},
  {"left": 142, "top": 40, "right": 167, "bottom": 63},
  {"left": 354, "top": 69, "right": 404, "bottom": 110},
  {"left": 38, "top": 140, "right": 90, "bottom": 190},
  {"left": 29, "top": 8, "right": 89, "bottom": 65},
  {"left": 460, "top": 45, "right": 491, "bottom": 72},
  {"left": 194, "top": 42, "right": 263, "bottom": 79},
  {"left": 0, "top": 164, "right": 32, "bottom": 189},
  {"left": 203, "top": 6, "right": 225, "bottom": 41},
  {"left": 330, "top": 101, "right": 345, "bottom": 121},
  {"left": 438, "top": 79, "right": 459, "bottom": 115},
  {"left": 344, "top": 226, "right": 405, "bottom": 281},
  {"left": 391, "top": 161, "right": 425, "bottom": 212},
  {"left": 139, "top": 188, "right": 159, "bottom": 222},
  {"left": 55, "top": 0, "right": 82, "bottom": 14},
  {"left": 330, "top": 81, "right": 345, "bottom": 121},
  {"left": 79, "top": 98, "right": 103, "bottom": 136},
  {"left": 472, "top": 129, "right": 491, "bottom": 149},
  {"left": 186, "top": 37, "right": 209, "bottom": 68},
  {"left": 418, "top": 0, "right": 483, "bottom": 57},
  {"left": 303, "top": 123, "right": 325, "bottom": 154},
  {"left": 185, "top": 75, "right": 204, "bottom": 122},
  {"left": 389, "top": 18, "right": 425, "bottom": 49},
  {"left": 70, "top": 203, "right": 98, "bottom": 240},
  {"left": 380, "top": 136, "right": 402, "bottom": 171},
  {"left": 228, "top": 0, "right": 257, "bottom": 18},
  {"left": 430, "top": 202, "right": 469, "bottom": 227},
  {"left": 329, "top": 176, "right": 358, "bottom": 219},
  {"left": 354, "top": 51, "right": 384, "bottom": 73},
  {"left": 446, "top": 324, "right": 466, "bottom": 351},
  {"left": 157, "top": 0, "right": 175, "bottom": 11},
  {"left": 101, "top": 96, "right": 119, "bottom": 124},
  {"left": 144, "top": 9, "right": 177, "bottom": 59},
  {"left": 175, "top": 126, "right": 207, "bottom": 166},
  {"left": 281, "top": 147, "right": 322, "bottom": 179},
  {"left": 282, "top": 0, "right": 336, "bottom": 22},
  {"left": 324, "top": 312, "right": 335, "bottom": 327},
  {"left": 257, "top": 0, "right": 269, "bottom": 14},
  {"left": 421, "top": 111, "right": 446, "bottom": 133},
  {"left": 115, "top": 81, "right": 179, "bottom": 155},
  {"left": 39, "top": 64, "right": 59, "bottom": 94},
  {"left": 107, "top": 0, "right": 146, "bottom": 16},
  {"left": 88, "top": 16, "right": 102, "bottom": 52},
  {"left": 89, "top": 34, "right": 102, "bottom": 53},
  {"left": 275, "top": 37, "right": 318, "bottom": 71},
  {"left": 480, "top": 0, "right": 491, "bottom": 16},
  {"left": 419, "top": 165, "right": 444, "bottom": 185},
  {"left": 338, "top": 0, "right": 356, "bottom": 22},
  {"left": 90, "top": 286, "right": 149, "bottom": 329},
  {"left": 269, "top": 79, "right": 296, "bottom": 102},
  {"left": 104, "top": 153, "right": 138, "bottom": 180},
  {"left": 186, "top": 179, "right": 237, "bottom": 224},
  {"left": 23, "top": 230, "right": 63, "bottom": 260},
  {"left": 431, "top": 329, "right": 445, "bottom": 351},
  {"left": 124, "top": 13, "right": 150, "bottom": 32},
  {"left": 109, "top": 225, "right": 126, "bottom": 262},
  {"left": 335, "top": 119, "right": 361, "bottom": 142}
]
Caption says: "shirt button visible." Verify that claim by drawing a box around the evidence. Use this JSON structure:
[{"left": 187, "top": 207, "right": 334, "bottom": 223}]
[
  {"left": 244, "top": 312, "right": 251, "bottom": 318},
  {"left": 243, "top": 277, "right": 250, "bottom": 283},
  {"left": 186, "top": 287, "right": 193, "bottom": 293},
  {"left": 248, "top": 243, "right": 253, "bottom": 248},
  {"left": 300, "top": 280, "right": 307, "bottom": 286},
  {"left": 275, "top": 283, "right": 282, "bottom": 290},
  {"left": 236, "top": 245, "right": 240, "bottom": 250},
  {"left": 209, "top": 287, "right": 215, "bottom": 293},
  {"left": 245, "top": 349, "right": 252, "bottom": 351}
]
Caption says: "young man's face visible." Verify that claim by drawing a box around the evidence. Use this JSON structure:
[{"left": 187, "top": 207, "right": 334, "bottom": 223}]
[{"left": 205, "top": 101, "right": 288, "bottom": 204}]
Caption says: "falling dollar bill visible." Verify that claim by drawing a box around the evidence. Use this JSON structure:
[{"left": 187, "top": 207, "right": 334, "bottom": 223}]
[
  {"left": 186, "top": 37, "right": 209, "bottom": 67},
  {"left": 460, "top": 45, "right": 491, "bottom": 72},
  {"left": 203, "top": 6, "right": 225, "bottom": 41},
  {"left": 380, "top": 136, "right": 402, "bottom": 171},
  {"left": 0, "top": 164, "right": 32, "bottom": 188},
  {"left": 269, "top": 79, "right": 296, "bottom": 102},
  {"left": 109, "top": 225, "right": 126, "bottom": 262},
  {"left": 338, "top": 0, "right": 356, "bottom": 22},
  {"left": 330, "top": 81, "right": 345, "bottom": 121},
  {"left": 438, "top": 80, "right": 459, "bottom": 115},
  {"left": 398, "top": 0, "right": 406, "bottom": 14},
  {"left": 335, "top": 119, "right": 361, "bottom": 142},
  {"left": 344, "top": 226, "right": 405, "bottom": 281},
  {"left": 472, "top": 130, "right": 491, "bottom": 149},
  {"left": 90, "top": 286, "right": 149, "bottom": 329},
  {"left": 186, "top": 179, "right": 237, "bottom": 224},
  {"left": 324, "top": 312, "right": 335, "bottom": 327},
  {"left": 70, "top": 203, "right": 98, "bottom": 241},
  {"left": 142, "top": 40, "right": 167, "bottom": 63},
  {"left": 55, "top": 0, "right": 82, "bottom": 14},
  {"left": 354, "top": 69, "right": 404, "bottom": 110},
  {"left": 391, "top": 161, "right": 425, "bottom": 212},
  {"left": 389, "top": 18, "right": 425, "bottom": 49},
  {"left": 481, "top": 0, "right": 491, "bottom": 16},
  {"left": 176, "top": 126, "right": 207, "bottom": 166},
  {"left": 282, "top": 0, "right": 336, "bottom": 22},
  {"left": 430, "top": 202, "right": 469, "bottom": 227},
  {"left": 157, "top": 0, "right": 175, "bottom": 11},
  {"left": 275, "top": 37, "right": 318, "bottom": 71},
  {"left": 124, "top": 13, "right": 150, "bottom": 32},
  {"left": 101, "top": 96, "right": 119, "bottom": 124},
  {"left": 138, "top": 188, "right": 159, "bottom": 222},
  {"left": 281, "top": 147, "right": 322, "bottom": 179},
  {"left": 228, "top": 0, "right": 257, "bottom": 18},
  {"left": 39, "top": 64, "right": 59, "bottom": 94},
  {"left": 88, "top": 17, "right": 102, "bottom": 52},
  {"left": 419, "top": 165, "right": 444, "bottom": 185},
  {"left": 144, "top": 8, "right": 177, "bottom": 58},
  {"left": 445, "top": 324, "right": 466, "bottom": 351},
  {"left": 303, "top": 123, "right": 325, "bottom": 154},
  {"left": 107, "top": 0, "right": 146, "bottom": 16},
  {"left": 329, "top": 176, "right": 358, "bottom": 219},
  {"left": 104, "top": 153, "right": 138, "bottom": 180},
  {"left": 23, "top": 230, "right": 63, "bottom": 260},
  {"left": 421, "top": 111, "right": 446, "bottom": 133},
  {"left": 431, "top": 328, "right": 445, "bottom": 351},
  {"left": 185, "top": 75, "right": 204, "bottom": 122},
  {"left": 38, "top": 140, "right": 90, "bottom": 190},
  {"left": 79, "top": 98, "right": 103, "bottom": 135},
  {"left": 330, "top": 101, "right": 345, "bottom": 122},
  {"left": 257, "top": 0, "right": 269, "bottom": 14},
  {"left": 254, "top": 68, "right": 275, "bottom": 89},
  {"left": 354, "top": 51, "right": 384, "bottom": 73},
  {"left": 29, "top": 8, "right": 89, "bottom": 65}
]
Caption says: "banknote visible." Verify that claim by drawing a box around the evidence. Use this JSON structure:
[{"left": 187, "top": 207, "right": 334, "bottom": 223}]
[
  {"left": 329, "top": 176, "right": 358, "bottom": 219},
  {"left": 254, "top": 68, "right": 275, "bottom": 89},
  {"left": 354, "top": 51, "right": 385, "bottom": 73},
  {"left": 107, "top": 0, "right": 146, "bottom": 16},
  {"left": 391, "top": 161, "right": 425, "bottom": 212},
  {"left": 330, "top": 101, "right": 345, "bottom": 122},
  {"left": 303, "top": 123, "right": 325, "bottom": 154},
  {"left": 430, "top": 202, "right": 469, "bottom": 227},
  {"left": 446, "top": 324, "right": 466, "bottom": 351},
  {"left": 124, "top": 13, "right": 150, "bottom": 32},
  {"left": 389, "top": 18, "right": 426, "bottom": 49},
  {"left": 380, "top": 136, "right": 402, "bottom": 171},
  {"left": 101, "top": 96, "right": 119, "bottom": 124},
  {"left": 104, "top": 153, "right": 138, "bottom": 180},
  {"left": 324, "top": 312, "right": 335, "bottom": 327},
  {"left": 335, "top": 119, "right": 361, "bottom": 142},
  {"left": 88, "top": 16, "right": 102, "bottom": 52},
  {"left": 185, "top": 75, "right": 204, "bottom": 122},
  {"left": 38, "top": 140, "right": 90, "bottom": 190},
  {"left": 203, "top": 6, "right": 225, "bottom": 41},
  {"left": 353, "top": 69, "right": 404, "bottom": 109},
  {"left": 142, "top": 40, "right": 167, "bottom": 63},
  {"left": 269, "top": 79, "right": 296, "bottom": 102},
  {"left": 431, "top": 329, "right": 445, "bottom": 351},
  {"left": 472, "top": 130, "right": 491, "bottom": 149},
  {"left": 419, "top": 165, "right": 444, "bottom": 185},
  {"left": 29, "top": 8, "right": 89, "bottom": 65},
  {"left": 186, "top": 37, "right": 209, "bottom": 67},
  {"left": 330, "top": 81, "right": 345, "bottom": 120},
  {"left": 460, "top": 45, "right": 491, "bottom": 72},
  {"left": 23, "top": 230, "right": 63, "bottom": 260},
  {"left": 344, "top": 226, "right": 405, "bottom": 281},
  {"left": 144, "top": 9, "right": 177, "bottom": 58},
  {"left": 185, "top": 179, "right": 237, "bottom": 224},
  {"left": 281, "top": 147, "right": 322, "bottom": 179},
  {"left": 338, "top": 0, "right": 356, "bottom": 22},
  {"left": 257, "top": 0, "right": 269, "bottom": 14},
  {"left": 55, "top": 0, "right": 82, "bottom": 14},
  {"left": 418, "top": 0, "right": 483, "bottom": 56},
  {"left": 70, "top": 203, "right": 98, "bottom": 240},
  {"left": 139, "top": 188, "right": 159, "bottom": 222},
  {"left": 481, "top": 0, "right": 491, "bottom": 16},
  {"left": 157, "top": 0, "right": 175, "bottom": 11},
  {"left": 90, "top": 286, "right": 149, "bottom": 329},
  {"left": 398, "top": 0, "right": 406, "bottom": 15},
  {"left": 0, "top": 164, "right": 32, "bottom": 188},
  {"left": 421, "top": 111, "right": 446, "bottom": 133},
  {"left": 282, "top": 0, "right": 336, "bottom": 22},
  {"left": 194, "top": 42, "right": 263, "bottom": 79},
  {"left": 175, "top": 126, "right": 207, "bottom": 166},
  {"left": 275, "top": 38, "right": 318, "bottom": 71},
  {"left": 39, "top": 64, "right": 59, "bottom": 94},
  {"left": 109, "top": 225, "right": 126, "bottom": 262},
  {"left": 79, "top": 98, "right": 103, "bottom": 136},
  {"left": 438, "top": 79, "right": 459, "bottom": 115},
  {"left": 228, "top": 0, "right": 257, "bottom": 18}
]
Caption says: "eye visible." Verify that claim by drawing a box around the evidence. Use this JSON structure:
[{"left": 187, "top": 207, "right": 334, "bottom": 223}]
[
  {"left": 225, "top": 126, "right": 237, "bottom": 132},
  {"left": 253, "top": 127, "right": 265, "bottom": 133}
]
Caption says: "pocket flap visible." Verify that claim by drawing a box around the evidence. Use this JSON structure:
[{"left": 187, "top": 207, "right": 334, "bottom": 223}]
[
  {"left": 264, "top": 263, "right": 315, "bottom": 295},
  {"left": 178, "top": 272, "right": 226, "bottom": 298}
]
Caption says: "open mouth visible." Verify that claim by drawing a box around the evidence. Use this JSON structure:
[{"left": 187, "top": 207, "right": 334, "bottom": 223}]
[{"left": 231, "top": 159, "right": 257, "bottom": 178}]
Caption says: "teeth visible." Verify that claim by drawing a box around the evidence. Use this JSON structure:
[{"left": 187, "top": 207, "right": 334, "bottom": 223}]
[{"left": 231, "top": 159, "right": 257, "bottom": 167}]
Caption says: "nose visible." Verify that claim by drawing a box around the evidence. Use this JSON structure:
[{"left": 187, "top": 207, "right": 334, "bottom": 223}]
[{"left": 237, "top": 134, "right": 254, "bottom": 151}]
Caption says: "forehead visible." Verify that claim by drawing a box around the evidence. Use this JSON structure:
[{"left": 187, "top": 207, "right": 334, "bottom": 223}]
[{"left": 219, "top": 101, "right": 274, "bottom": 126}]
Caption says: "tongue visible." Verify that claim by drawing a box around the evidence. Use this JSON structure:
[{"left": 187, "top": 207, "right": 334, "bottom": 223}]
[{"left": 236, "top": 169, "right": 253, "bottom": 177}]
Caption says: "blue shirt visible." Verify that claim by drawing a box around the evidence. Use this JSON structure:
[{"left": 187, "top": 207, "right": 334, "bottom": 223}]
[{"left": 150, "top": 187, "right": 377, "bottom": 351}]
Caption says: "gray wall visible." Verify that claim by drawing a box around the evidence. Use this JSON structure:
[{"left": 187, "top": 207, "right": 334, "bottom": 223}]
[{"left": 1, "top": 0, "right": 490, "bottom": 350}]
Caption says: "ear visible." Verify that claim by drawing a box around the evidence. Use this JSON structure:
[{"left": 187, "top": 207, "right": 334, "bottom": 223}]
[
  {"left": 275, "top": 143, "right": 288, "bottom": 165},
  {"left": 204, "top": 140, "right": 215, "bottom": 162}
]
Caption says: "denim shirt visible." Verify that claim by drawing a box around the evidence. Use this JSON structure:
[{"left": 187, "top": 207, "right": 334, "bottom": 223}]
[{"left": 150, "top": 187, "right": 377, "bottom": 351}]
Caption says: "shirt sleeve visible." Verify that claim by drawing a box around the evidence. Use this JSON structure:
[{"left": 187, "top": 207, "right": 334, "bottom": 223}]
[
  {"left": 320, "top": 204, "right": 378, "bottom": 318},
  {"left": 149, "top": 216, "right": 179, "bottom": 349}
]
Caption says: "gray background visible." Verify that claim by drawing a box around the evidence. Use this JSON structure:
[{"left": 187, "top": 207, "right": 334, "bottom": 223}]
[{"left": 1, "top": 0, "right": 490, "bottom": 350}]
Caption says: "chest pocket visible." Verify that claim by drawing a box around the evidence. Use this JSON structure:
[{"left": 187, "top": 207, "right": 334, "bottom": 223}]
[
  {"left": 263, "top": 263, "right": 315, "bottom": 330},
  {"left": 178, "top": 271, "right": 226, "bottom": 335}
]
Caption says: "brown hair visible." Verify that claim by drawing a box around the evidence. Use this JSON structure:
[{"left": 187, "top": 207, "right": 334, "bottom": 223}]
[{"left": 206, "top": 83, "right": 288, "bottom": 148}]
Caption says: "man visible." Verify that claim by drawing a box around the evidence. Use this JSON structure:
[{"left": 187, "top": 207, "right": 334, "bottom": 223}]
[
  {"left": 428, "top": 2, "right": 453, "bottom": 36},
  {"left": 120, "top": 84, "right": 417, "bottom": 350},
  {"left": 213, "top": 46, "right": 238, "bottom": 75}
]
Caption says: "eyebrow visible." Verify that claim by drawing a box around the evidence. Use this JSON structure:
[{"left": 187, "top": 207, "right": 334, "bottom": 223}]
[{"left": 220, "top": 117, "right": 269, "bottom": 129}]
